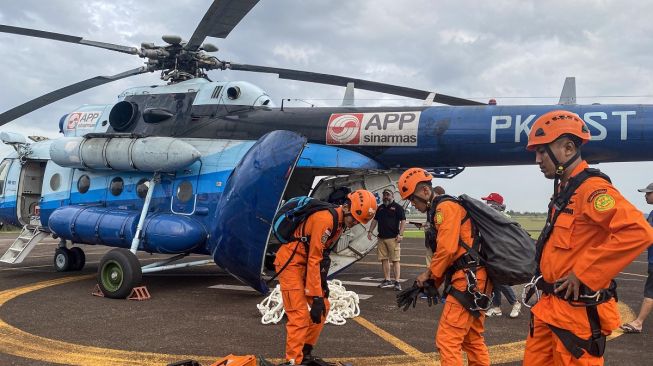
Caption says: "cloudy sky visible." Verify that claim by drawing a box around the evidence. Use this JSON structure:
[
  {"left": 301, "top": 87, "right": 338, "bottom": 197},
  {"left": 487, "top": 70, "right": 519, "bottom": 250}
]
[{"left": 0, "top": 0, "right": 651, "bottom": 213}]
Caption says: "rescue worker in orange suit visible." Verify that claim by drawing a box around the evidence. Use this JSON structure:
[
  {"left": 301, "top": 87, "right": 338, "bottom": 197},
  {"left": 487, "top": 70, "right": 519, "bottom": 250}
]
[
  {"left": 523, "top": 110, "right": 653, "bottom": 365},
  {"left": 274, "top": 190, "right": 377, "bottom": 366},
  {"left": 398, "top": 168, "right": 491, "bottom": 366}
]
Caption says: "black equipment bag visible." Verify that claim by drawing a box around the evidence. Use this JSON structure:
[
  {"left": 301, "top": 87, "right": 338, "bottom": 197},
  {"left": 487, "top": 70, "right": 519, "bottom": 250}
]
[{"left": 431, "top": 194, "right": 536, "bottom": 286}]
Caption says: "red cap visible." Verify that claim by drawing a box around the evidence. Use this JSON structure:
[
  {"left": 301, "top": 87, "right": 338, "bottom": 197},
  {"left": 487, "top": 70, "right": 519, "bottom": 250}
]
[{"left": 481, "top": 193, "right": 504, "bottom": 205}]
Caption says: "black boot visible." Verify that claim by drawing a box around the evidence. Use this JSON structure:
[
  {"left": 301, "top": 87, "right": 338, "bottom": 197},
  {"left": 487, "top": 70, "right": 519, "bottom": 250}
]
[
  {"left": 301, "top": 344, "right": 335, "bottom": 366},
  {"left": 300, "top": 344, "right": 314, "bottom": 364}
]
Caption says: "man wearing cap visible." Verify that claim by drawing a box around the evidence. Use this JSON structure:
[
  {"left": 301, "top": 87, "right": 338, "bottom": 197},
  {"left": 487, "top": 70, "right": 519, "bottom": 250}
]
[
  {"left": 368, "top": 189, "right": 406, "bottom": 291},
  {"left": 619, "top": 182, "right": 653, "bottom": 334},
  {"left": 481, "top": 193, "right": 522, "bottom": 319}
]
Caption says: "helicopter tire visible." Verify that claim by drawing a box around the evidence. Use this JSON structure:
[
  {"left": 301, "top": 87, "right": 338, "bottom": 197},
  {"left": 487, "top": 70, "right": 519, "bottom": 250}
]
[
  {"left": 69, "top": 247, "right": 86, "bottom": 271},
  {"left": 97, "top": 248, "right": 142, "bottom": 299},
  {"left": 54, "top": 247, "right": 72, "bottom": 272}
]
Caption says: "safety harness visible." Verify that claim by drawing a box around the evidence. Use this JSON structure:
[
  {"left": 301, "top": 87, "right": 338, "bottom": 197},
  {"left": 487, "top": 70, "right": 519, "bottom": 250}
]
[
  {"left": 523, "top": 167, "right": 617, "bottom": 358},
  {"left": 268, "top": 208, "right": 339, "bottom": 287},
  {"left": 428, "top": 195, "right": 491, "bottom": 318}
]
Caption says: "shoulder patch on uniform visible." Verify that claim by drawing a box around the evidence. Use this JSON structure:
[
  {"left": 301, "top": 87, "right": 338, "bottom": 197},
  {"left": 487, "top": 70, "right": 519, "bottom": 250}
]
[
  {"left": 593, "top": 193, "right": 615, "bottom": 212},
  {"left": 321, "top": 228, "right": 332, "bottom": 243},
  {"left": 587, "top": 189, "right": 607, "bottom": 203},
  {"left": 435, "top": 210, "right": 444, "bottom": 225}
]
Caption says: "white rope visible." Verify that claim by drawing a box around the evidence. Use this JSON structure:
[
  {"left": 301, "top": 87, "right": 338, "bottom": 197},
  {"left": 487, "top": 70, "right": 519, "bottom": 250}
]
[
  {"left": 257, "top": 284, "right": 285, "bottom": 324},
  {"left": 257, "top": 280, "right": 360, "bottom": 326}
]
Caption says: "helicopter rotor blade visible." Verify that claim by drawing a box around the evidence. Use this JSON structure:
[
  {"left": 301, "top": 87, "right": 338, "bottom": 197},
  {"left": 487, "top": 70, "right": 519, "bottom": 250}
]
[
  {"left": 227, "top": 63, "right": 484, "bottom": 106},
  {"left": 0, "top": 24, "right": 139, "bottom": 55},
  {"left": 185, "top": 0, "right": 260, "bottom": 51},
  {"left": 0, "top": 67, "right": 149, "bottom": 126}
]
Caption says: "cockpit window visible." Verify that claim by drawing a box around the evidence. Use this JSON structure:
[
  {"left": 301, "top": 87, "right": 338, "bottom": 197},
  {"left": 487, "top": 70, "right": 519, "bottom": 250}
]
[{"left": 0, "top": 160, "right": 9, "bottom": 195}]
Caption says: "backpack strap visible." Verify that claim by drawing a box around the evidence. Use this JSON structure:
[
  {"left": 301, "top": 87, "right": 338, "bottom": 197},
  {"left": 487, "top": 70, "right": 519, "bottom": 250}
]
[
  {"left": 268, "top": 207, "right": 340, "bottom": 285},
  {"left": 534, "top": 168, "right": 611, "bottom": 273}
]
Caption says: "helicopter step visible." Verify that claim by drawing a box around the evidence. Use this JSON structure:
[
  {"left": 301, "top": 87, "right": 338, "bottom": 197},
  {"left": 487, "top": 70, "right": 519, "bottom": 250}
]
[{"left": 0, "top": 225, "right": 49, "bottom": 264}]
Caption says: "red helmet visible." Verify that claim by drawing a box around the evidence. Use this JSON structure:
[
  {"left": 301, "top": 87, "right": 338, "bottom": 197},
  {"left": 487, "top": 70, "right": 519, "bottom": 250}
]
[
  {"left": 347, "top": 189, "right": 377, "bottom": 224},
  {"left": 397, "top": 168, "right": 433, "bottom": 200},
  {"left": 526, "top": 110, "right": 590, "bottom": 151}
]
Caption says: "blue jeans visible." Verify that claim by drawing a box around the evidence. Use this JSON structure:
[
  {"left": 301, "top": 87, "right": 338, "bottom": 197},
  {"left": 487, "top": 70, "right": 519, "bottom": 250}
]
[{"left": 492, "top": 284, "right": 517, "bottom": 306}]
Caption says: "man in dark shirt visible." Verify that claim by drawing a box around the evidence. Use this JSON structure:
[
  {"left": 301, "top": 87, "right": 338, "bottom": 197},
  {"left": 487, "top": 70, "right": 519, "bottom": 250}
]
[
  {"left": 620, "top": 182, "right": 653, "bottom": 333},
  {"left": 368, "top": 189, "right": 406, "bottom": 290}
]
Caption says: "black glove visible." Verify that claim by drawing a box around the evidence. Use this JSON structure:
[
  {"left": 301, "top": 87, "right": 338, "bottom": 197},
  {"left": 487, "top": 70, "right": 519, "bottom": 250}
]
[
  {"left": 396, "top": 281, "right": 420, "bottom": 311},
  {"left": 423, "top": 279, "right": 440, "bottom": 307},
  {"left": 310, "top": 297, "right": 327, "bottom": 324}
]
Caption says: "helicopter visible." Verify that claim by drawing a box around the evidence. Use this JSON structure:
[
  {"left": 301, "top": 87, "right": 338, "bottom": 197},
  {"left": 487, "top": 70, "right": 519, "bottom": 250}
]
[{"left": 0, "top": 0, "right": 652, "bottom": 298}]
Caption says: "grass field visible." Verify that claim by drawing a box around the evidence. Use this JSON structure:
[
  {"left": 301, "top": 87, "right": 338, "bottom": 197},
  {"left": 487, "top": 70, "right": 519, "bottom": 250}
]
[{"left": 404, "top": 215, "right": 547, "bottom": 239}]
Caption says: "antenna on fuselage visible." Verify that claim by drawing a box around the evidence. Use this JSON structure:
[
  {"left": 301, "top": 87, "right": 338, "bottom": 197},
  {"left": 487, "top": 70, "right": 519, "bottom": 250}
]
[
  {"left": 341, "top": 82, "right": 355, "bottom": 106},
  {"left": 558, "top": 77, "right": 577, "bottom": 105}
]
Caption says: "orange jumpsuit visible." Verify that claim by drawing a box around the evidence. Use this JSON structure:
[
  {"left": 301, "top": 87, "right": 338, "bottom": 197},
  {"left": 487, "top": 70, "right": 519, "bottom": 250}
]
[
  {"left": 273, "top": 208, "right": 343, "bottom": 364},
  {"left": 524, "top": 161, "right": 653, "bottom": 366},
  {"left": 430, "top": 200, "right": 491, "bottom": 366}
]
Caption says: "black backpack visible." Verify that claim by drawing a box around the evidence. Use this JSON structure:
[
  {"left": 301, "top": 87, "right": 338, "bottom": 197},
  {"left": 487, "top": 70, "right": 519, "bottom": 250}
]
[{"left": 429, "top": 194, "right": 536, "bottom": 286}]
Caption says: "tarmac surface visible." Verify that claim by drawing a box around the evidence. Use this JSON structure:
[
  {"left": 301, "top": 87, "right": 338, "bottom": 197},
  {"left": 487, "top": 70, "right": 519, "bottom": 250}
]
[{"left": 0, "top": 233, "right": 650, "bottom": 365}]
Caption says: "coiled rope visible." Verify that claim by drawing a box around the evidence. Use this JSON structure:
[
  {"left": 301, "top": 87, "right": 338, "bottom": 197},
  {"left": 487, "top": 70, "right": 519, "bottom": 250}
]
[{"left": 257, "top": 279, "right": 360, "bottom": 325}]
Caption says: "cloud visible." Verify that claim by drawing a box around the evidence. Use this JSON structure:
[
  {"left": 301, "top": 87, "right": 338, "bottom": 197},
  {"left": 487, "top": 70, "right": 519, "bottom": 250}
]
[{"left": 0, "top": 0, "right": 651, "bottom": 212}]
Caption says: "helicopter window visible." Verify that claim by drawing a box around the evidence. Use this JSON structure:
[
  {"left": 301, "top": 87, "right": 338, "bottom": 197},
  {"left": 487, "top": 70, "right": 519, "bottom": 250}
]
[
  {"left": 50, "top": 173, "right": 61, "bottom": 191},
  {"left": 227, "top": 86, "right": 241, "bottom": 100},
  {"left": 136, "top": 178, "right": 149, "bottom": 199},
  {"left": 211, "top": 86, "right": 223, "bottom": 99},
  {"left": 176, "top": 181, "right": 193, "bottom": 202},
  {"left": 110, "top": 177, "right": 124, "bottom": 196},
  {"left": 77, "top": 175, "right": 90, "bottom": 194},
  {"left": 0, "top": 160, "right": 9, "bottom": 195}
]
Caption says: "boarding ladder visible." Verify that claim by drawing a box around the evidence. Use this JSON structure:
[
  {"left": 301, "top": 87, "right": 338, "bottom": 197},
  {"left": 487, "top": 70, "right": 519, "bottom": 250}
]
[{"left": 0, "top": 225, "right": 49, "bottom": 264}]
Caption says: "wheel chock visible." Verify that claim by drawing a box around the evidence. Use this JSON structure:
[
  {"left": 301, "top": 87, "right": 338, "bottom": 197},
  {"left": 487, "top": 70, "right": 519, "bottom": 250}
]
[
  {"left": 91, "top": 284, "right": 105, "bottom": 297},
  {"left": 127, "top": 286, "right": 151, "bottom": 301}
]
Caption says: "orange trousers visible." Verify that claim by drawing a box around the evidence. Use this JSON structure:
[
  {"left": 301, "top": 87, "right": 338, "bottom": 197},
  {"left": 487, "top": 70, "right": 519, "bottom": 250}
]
[
  {"left": 524, "top": 315, "right": 603, "bottom": 366},
  {"left": 436, "top": 297, "right": 490, "bottom": 366},
  {"left": 281, "top": 289, "right": 330, "bottom": 364}
]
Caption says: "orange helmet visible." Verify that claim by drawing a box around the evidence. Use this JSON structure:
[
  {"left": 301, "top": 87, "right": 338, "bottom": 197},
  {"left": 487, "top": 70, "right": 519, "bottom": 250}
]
[
  {"left": 397, "top": 168, "right": 433, "bottom": 200},
  {"left": 526, "top": 110, "right": 590, "bottom": 151},
  {"left": 347, "top": 189, "right": 377, "bottom": 224}
]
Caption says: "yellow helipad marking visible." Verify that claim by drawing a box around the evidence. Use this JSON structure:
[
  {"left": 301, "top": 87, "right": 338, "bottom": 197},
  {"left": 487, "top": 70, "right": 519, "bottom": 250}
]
[{"left": 0, "top": 276, "right": 636, "bottom": 366}]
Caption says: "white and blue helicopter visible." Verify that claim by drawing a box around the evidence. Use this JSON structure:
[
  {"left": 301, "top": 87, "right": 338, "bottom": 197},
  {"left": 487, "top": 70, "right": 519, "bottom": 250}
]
[{"left": 0, "top": 0, "right": 651, "bottom": 298}]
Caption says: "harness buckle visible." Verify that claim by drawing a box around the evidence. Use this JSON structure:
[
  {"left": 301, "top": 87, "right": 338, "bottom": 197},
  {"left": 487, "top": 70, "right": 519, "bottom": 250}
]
[
  {"left": 522, "top": 275, "right": 542, "bottom": 309},
  {"left": 579, "top": 290, "right": 602, "bottom": 302}
]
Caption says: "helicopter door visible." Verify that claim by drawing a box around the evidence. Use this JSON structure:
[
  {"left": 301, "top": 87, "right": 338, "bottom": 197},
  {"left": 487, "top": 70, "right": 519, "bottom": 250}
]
[
  {"left": 0, "top": 159, "right": 20, "bottom": 227},
  {"left": 210, "top": 131, "right": 307, "bottom": 293},
  {"left": 39, "top": 162, "right": 73, "bottom": 225},
  {"left": 16, "top": 160, "right": 47, "bottom": 226}
]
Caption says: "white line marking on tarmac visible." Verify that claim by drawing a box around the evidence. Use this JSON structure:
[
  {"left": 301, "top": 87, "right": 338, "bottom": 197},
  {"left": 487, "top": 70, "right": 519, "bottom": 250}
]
[
  {"left": 208, "top": 284, "right": 256, "bottom": 292},
  {"left": 341, "top": 280, "right": 389, "bottom": 287},
  {"left": 632, "top": 261, "right": 650, "bottom": 264},
  {"left": 615, "top": 277, "right": 644, "bottom": 282},
  {"left": 360, "top": 277, "right": 407, "bottom": 283},
  {"left": 619, "top": 272, "right": 648, "bottom": 278}
]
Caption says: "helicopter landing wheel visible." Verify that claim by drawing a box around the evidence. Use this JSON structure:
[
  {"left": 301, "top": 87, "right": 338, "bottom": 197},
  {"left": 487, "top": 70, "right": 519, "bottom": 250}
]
[
  {"left": 97, "top": 248, "right": 142, "bottom": 299},
  {"left": 69, "top": 247, "right": 86, "bottom": 271},
  {"left": 54, "top": 247, "right": 72, "bottom": 272}
]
